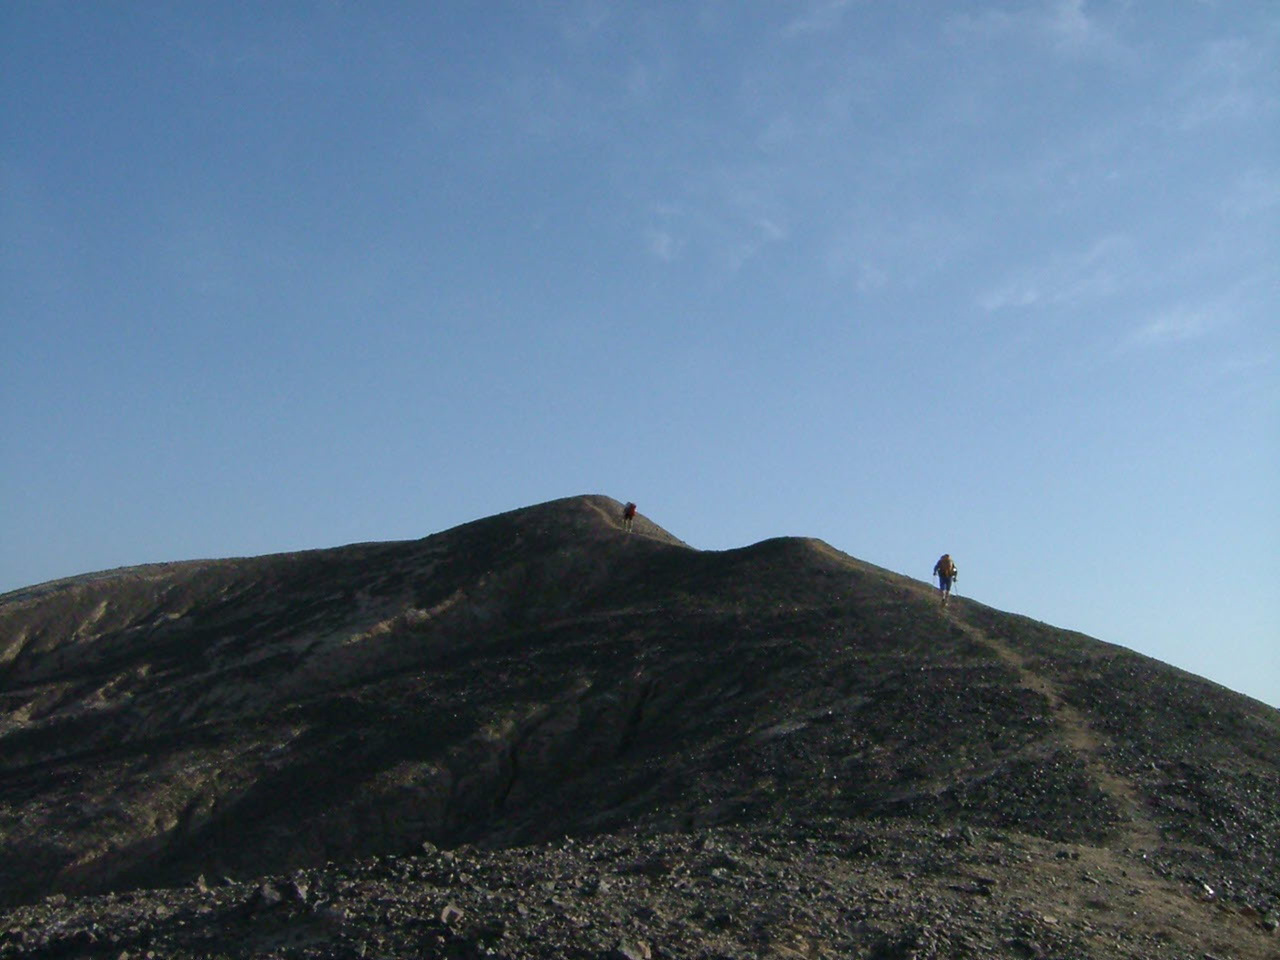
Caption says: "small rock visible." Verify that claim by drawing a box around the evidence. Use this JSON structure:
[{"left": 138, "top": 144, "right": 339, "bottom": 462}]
[
  {"left": 314, "top": 902, "right": 348, "bottom": 924},
  {"left": 440, "top": 903, "right": 464, "bottom": 926},
  {"left": 252, "top": 883, "right": 284, "bottom": 910},
  {"left": 193, "top": 874, "right": 209, "bottom": 894},
  {"left": 612, "top": 938, "right": 652, "bottom": 960}
]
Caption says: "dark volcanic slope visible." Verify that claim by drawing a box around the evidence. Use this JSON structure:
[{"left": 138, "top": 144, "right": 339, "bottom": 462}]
[{"left": 1, "top": 495, "right": 1277, "bottom": 958}]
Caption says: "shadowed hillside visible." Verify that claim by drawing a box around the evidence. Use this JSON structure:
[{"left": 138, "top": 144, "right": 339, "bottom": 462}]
[{"left": 1, "top": 495, "right": 1277, "bottom": 958}]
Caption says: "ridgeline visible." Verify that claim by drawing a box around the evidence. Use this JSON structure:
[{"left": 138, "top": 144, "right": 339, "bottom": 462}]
[{"left": 2, "top": 495, "right": 1276, "bottom": 958}]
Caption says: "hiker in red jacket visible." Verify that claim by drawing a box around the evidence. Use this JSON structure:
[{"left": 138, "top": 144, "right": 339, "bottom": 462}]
[
  {"left": 933, "top": 554, "right": 957, "bottom": 605},
  {"left": 622, "top": 502, "right": 637, "bottom": 533}
]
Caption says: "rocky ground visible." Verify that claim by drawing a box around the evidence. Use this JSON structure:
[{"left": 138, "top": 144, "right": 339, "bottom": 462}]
[
  {"left": 1, "top": 495, "right": 1277, "bottom": 958},
  {"left": 3, "top": 819, "right": 1275, "bottom": 959}
]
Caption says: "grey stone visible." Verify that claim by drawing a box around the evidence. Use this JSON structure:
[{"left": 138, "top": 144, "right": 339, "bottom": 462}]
[{"left": 612, "top": 939, "right": 652, "bottom": 960}]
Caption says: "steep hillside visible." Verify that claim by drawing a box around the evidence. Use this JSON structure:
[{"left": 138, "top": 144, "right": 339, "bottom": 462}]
[{"left": 1, "top": 495, "right": 1276, "bottom": 958}]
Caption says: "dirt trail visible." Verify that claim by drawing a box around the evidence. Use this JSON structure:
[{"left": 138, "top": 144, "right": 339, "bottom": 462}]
[
  {"left": 808, "top": 550, "right": 1163, "bottom": 852},
  {"left": 860, "top": 587, "right": 1279, "bottom": 957},
  {"left": 949, "top": 614, "right": 1163, "bottom": 853},
  {"left": 946, "top": 612, "right": 1280, "bottom": 952}
]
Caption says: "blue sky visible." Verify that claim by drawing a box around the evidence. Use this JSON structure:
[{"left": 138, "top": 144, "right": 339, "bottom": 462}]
[{"left": 3, "top": 2, "right": 1276, "bottom": 706}]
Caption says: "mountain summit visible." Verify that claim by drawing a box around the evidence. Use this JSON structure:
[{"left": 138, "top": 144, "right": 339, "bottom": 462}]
[{"left": 2, "top": 495, "right": 1277, "bottom": 957}]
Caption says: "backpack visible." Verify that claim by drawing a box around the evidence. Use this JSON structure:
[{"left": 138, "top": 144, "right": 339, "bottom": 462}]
[{"left": 938, "top": 555, "right": 956, "bottom": 578}]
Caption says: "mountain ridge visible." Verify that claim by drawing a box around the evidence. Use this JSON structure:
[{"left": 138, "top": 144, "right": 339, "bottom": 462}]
[{"left": 1, "top": 495, "right": 1277, "bottom": 957}]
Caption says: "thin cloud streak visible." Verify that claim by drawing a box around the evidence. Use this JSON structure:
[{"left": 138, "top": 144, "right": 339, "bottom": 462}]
[
  {"left": 645, "top": 228, "right": 680, "bottom": 263},
  {"left": 824, "top": 206, "right": 967, "bottom": 294},
  {"left": 642, "top": 160, "right": 793, "bottom": 273},
  {"left": 978, "top": 235, "right": 1131, "bottom": 314},
  {"left": 1219, "top": 169, "right": 1280, "bottom": 218},
  {"left": 1047, "top": 0, "right": 1121, "bottom": 56},
  {"left": 783, "top": 0, "right": 855, "bottom": 38},
  {"left": 1110, "top": 295, "right": 1246, "bottom": 360},
  {"left": 1128, "top": 308, "right": 1213, "bottom": 347},
  {"left": 946, "top": 0, "right": 1128, "bottom": 60},
  {"left": 1172, "top": 35, "right": 1279, "bottom": 131}
]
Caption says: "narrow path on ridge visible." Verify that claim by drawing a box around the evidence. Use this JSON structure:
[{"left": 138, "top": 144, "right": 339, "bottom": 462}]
[
  {"left": 947, "top": 612, "right": 1163, "bottom": 854},
  {"left": 941, "top": 605, "right": 1280, "bottom": 952},
  {"left": 799, "top": 541, "right": 1165, "bottom": 855}
]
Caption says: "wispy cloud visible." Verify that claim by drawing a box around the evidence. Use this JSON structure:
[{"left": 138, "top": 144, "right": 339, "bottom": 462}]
[
  {"left": 644, "top": 227, "right": 681, "bottom": 263},
  {"left": 1213, "top": 352, "right": 1274, "bottom": 379},
  {"left": 1173, "top": 35, "right": 1278, "bottom": 130},
  {"left": 944, "top": 8, "right": 1015, "bottom": 43},
  {"left": 1219, "top": 169, "right": 1280, "bottom": 218},
  {"left": 558, "top": 0, "right": 614, "bottom": 45},
  {"left": 853, "top": 262, "right": 888, "bottom": 294},
  {"left": 1127, "top": 306, "right": 1215, "bottom": 347},
  {"left": 1046, "top": 0, "right": 1118, "bottom": 55},
  {"left": 724, "top": 214, "right": 787, "bottom": 272},
  {"left": 1110, "top": 292, "right": 1250, "bottom": 359},
  {"left": 642, "top": 178, "right": 789, "bottom": 272},
  {"left": 946, "top": 0, "right": 1127, "bottom": 59},
  {"left": 625, "top": 60, "right": 656, "bottom": 101},
  {"left": 1209, "top": 351, "right": 1276, "bottom": 399},
  {"left": 825, "top": 212, "right": 965, "bottom": 294},
  {"left": 978, "top": 284, "right": 1043, "bottom": 313},
  {"left": 710, "top": 176, "right": 791, "bottom": 273},
  {"left": 783, "top": 0, "right": 855, "bottom": 38},
  {"left": 978, "top": 235, "right": 1131, "bottom": 313}
]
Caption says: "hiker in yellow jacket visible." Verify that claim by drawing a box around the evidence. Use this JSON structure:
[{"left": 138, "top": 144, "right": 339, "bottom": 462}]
[{"left": 933, "top": 554, "right": 957, "bottom": 605}]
